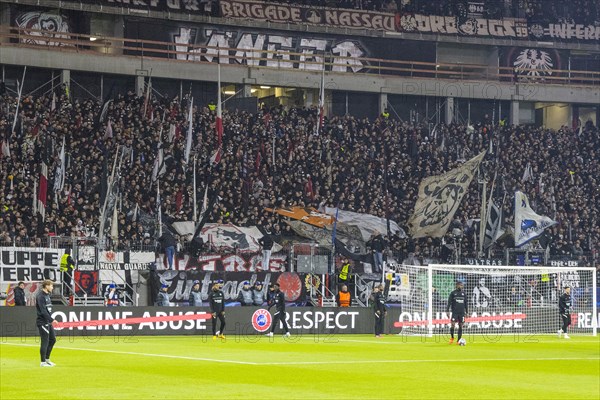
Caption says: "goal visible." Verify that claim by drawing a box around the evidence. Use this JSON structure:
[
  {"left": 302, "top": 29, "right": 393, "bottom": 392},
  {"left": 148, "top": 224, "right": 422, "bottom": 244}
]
[{"left": 388, "top": 264, "right": 597, "bottom": 337}]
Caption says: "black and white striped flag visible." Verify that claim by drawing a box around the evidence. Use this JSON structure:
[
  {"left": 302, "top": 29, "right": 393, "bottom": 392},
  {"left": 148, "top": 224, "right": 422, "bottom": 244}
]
[{"left": 483, "top": 201, "right": 503, "bottom": 249}]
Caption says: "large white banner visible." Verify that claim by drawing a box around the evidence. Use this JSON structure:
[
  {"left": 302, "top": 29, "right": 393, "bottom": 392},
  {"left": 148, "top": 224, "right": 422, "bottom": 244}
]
[
  {"left": 171, "top": 223, "right": 282, "bottom": 253},
  {"left": 322, "top": 207, "right": 406, "bottom": 240},
  {"left": 408, "top": 151, "right": 486, "bottom": 238},
  {"left": 0, "top": 247, "right": 64, "bottom": 283},
  {"left": 514, "top": 191, "right": 557, "bottom": 247}
]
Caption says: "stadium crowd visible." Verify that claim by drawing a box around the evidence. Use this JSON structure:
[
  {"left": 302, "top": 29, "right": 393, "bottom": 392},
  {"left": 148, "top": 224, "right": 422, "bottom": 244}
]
[
  {"left": 0, "top": 86, "right": 598, "bottom": 267},
  {"left": 268, "top": 0, "right": 600, "bottom": 25}
]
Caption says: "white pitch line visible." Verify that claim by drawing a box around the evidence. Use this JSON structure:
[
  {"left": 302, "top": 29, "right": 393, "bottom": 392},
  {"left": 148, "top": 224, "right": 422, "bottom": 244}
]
[
  {"left": 1, "top": 342, "right": 597, "bottom": 366},
  {"left": 260, "top": 357, "right": 600, "bottom": 366},
  {"left": 0, "top": 342, "right": 258, "bottom": 365}
]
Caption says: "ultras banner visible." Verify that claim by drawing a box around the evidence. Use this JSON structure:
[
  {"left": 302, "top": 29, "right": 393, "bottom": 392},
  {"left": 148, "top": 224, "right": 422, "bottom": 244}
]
[
  {"left": 2, "top": 306, "right": 596, "bottom": 337},
  {"left": 397, "top": 13, "right": 599, "bottom": 42},
  {"left": 220, "top": 0, "right": 396, "bottom": 32},
  {"left": 0, "top": 247, "right": 64, "bottom": 283},
  {"left": 10, "top": 5, "right": 90, "bottom": 46},
  {"left": 61, "top": 0, "right": 215, "bottom": 15},
  {"left": 154, "top": 270, "right": 310, "bottom": 304},
  {"left": 123, "top": 19, "right": 436, "bottom": 73},
  {"left": 500, "top": 47, "right": 567, "bottom": 79}
]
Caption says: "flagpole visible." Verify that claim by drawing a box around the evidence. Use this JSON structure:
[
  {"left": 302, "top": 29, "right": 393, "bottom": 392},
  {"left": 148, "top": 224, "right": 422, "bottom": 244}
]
[
  {"left": 99, "top": 145, "right": 120, "bottom": 247},
  {"left": 33, "top": 176, "right": 37, "bottom": 214},
  {"left": 217, "top": 62, "right": 223, "bottom": 148},
  {"left": 157, "top": 179, "right": 163, "bottom": 237},
  {"left": 12, "top": 66, "right": 27, "bottom": 134},
  {"left": 193, "top": 155, "right": 197, "bottom": 222},
  {"left": 479, "top": 178, "right": 487, "bottom": 257}
]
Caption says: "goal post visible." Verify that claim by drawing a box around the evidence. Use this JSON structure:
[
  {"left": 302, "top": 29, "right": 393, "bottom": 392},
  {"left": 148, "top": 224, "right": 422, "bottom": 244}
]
[{"left": 391, "top": 264, "right": 597, "bottom": 337}]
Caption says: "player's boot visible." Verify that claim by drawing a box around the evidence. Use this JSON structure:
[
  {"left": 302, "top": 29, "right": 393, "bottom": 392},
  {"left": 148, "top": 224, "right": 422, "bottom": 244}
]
[
  {"left": 563, "top": 333, "right": 570, "bottom": 339},
  {"left": 557, "top": 329, "right": 563, "bottom": 338},
  {"left": 219, "top": 334, "right": 226, "bottom": 340},
  {"left": 213, "top": 335, "right": 217, "bottom": 341},
  {"left": 266, "top": 332, "right": 273, "bottom": 337},
  {"left": 448, "top": 338, "right": 454, "bottom": 345},
  {"left": 45, "top": 360, "right": 56, "bottom": 366},
  {"left": 40, "top": 361, "right": 53, "bottom": 367},
  {"left": 284, "top": 332, "right": 291, "bottom": 337}
]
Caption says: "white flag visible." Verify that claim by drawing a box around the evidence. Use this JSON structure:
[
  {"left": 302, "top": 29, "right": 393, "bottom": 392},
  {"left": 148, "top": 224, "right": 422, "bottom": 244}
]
[
  {"left": 521, "top": 162, "right": 533, "bottom": 183},
  {"left": 514, "top": 191, "right": 557, "bottom": 247},
  {"left": 152, "top": 144, "right": 166, "bottom": 182},
  {"left": 104, "top": 119, "right": 113, "bottom": 139},
  {"left": 408, "top": 151, "right": 486, "bottom": 238},
  {"left": 110, "top": 203, "right": 119, "bottom": 243},
  {"left": 1, "top": 139, "right": 10, "bottom": 158},
  {"left": 53, "top": 137, "right": 66, "bottom": 193}
]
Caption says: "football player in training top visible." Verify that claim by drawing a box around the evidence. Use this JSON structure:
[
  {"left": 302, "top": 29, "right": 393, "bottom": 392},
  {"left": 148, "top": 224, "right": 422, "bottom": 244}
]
[
  {"left": 558, "top": 286, "right": 572, "bottom": 339},
  {"left": 372, "top": 284, "right": 387, "bottom": 338},
  {"left": 208, "top": 279, "right": 226, "bottom": 340},
  {"left": 36, "top": 279, "right": 58, "bottom": 367},
  {"left": 266, "top": 282, "right": 290, "bottom": 337},
  {"left": 447, "top": 280, "right": 468, "bottom": 345}
]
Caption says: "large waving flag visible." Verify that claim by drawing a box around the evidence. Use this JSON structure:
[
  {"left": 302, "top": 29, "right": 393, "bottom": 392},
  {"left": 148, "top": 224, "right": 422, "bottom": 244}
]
[
  {"left": 514, "top": 191, "right": 557, "bottom": 247},
  {"left": 408, "top": 151, "right": 486, "bottom": 238}
]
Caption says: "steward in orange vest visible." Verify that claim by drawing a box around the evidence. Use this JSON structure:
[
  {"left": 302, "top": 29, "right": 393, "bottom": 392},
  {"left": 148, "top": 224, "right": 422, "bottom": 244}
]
[{"left": 336, "top": 284, "right": 352, "bottom": 307}]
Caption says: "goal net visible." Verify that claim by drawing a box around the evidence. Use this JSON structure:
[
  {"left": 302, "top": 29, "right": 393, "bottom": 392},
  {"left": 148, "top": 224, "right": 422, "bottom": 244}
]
[{"left": 389, "top": 264, "right": 597, "bottom": 337}]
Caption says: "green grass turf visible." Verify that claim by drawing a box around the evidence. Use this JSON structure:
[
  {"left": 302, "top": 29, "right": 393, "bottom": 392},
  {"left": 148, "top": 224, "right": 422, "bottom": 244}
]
[{"left": 1, "top": 334, "right": 598, "bottom": 399}]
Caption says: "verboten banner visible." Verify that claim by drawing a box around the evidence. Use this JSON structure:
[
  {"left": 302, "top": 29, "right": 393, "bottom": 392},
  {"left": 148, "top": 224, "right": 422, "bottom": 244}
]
[{"left": 0, "top": 247, "right": 64, "bottom": 283}]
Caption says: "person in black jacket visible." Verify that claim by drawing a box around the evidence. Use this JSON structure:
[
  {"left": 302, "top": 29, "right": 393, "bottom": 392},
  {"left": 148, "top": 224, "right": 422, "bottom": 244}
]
[
  {"left": 447, "top": 280, "right": 468, "bottom": 345},
  {"left": 14, "top": 281, "right": 26, "bottom": 306},
  {"left": 372, "top": 284, "right": 387, "bottom": 337},
  {"left": 36, "top": 279, "right": 57, "bottom": 367},
  {"left": 258, "top": 232, "right": 274, "bottom": 271},
  {"left": 558, "top": 286, "right": 572, "bottom": 339},
  {"left": 367, "top": 232, "right": 386, "bottom": 274},
  {"left": 266, "top": 282, "right": 290, "bottom": 337},
  {"left": 158, "top": 231, "right": 177, "bottom": 270},
  {"left": 208, "top": 282, "right": 226, "bottom": 339}
]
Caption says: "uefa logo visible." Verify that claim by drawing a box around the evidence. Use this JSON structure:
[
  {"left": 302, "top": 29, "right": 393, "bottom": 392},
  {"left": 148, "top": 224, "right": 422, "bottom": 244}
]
[{"left": 251, "top": 309, "right": 272, "bottom": 332}]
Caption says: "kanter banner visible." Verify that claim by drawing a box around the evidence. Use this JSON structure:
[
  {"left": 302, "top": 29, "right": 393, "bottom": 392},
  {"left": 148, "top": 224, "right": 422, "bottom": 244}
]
[
  {"left": 0, "top": 247, "right": 64, "bottom": 283},
  {"left": 124, "top": 19, "right": 435, "bottom": 73}
]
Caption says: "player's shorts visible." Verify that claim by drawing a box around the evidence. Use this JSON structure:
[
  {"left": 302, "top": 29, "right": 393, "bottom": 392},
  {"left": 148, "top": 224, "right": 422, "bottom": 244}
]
[{"left": 451, "top": 314, "right": 465, "bottom": 323}]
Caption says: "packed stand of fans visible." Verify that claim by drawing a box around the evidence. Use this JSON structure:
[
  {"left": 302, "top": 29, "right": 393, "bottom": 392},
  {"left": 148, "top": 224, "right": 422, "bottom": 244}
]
[
  {"left": 0, "top": 88, "right": 598, "bottom": 267},
  {"left": 266, "top": 0, "right": 600, "bottom": 25}
]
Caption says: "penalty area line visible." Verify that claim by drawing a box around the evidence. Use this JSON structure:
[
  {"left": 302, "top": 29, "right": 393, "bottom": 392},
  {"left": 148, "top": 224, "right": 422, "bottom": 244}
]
[{"left": 0, "top": 342, "right": 258, "bottom": 365}]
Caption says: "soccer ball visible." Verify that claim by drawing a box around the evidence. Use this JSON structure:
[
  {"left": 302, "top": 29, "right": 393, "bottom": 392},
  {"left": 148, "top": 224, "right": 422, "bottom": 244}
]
[{"left": 458, "top": 338, "right": 467, "bottom": 346}]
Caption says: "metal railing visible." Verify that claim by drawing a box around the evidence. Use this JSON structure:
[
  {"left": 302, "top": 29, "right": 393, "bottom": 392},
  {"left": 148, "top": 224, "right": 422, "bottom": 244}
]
[
  {"left": 306, "top": 273, "right": 337, "bottom": 307},
  {"left": 1, "top": 26, "right": 599, "bottom": 86}
]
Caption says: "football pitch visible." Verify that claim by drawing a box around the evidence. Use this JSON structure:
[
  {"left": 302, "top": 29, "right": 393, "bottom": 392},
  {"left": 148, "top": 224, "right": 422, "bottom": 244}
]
[{"left": 1, "top": 334, "right": 598, "bottom": 399}]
